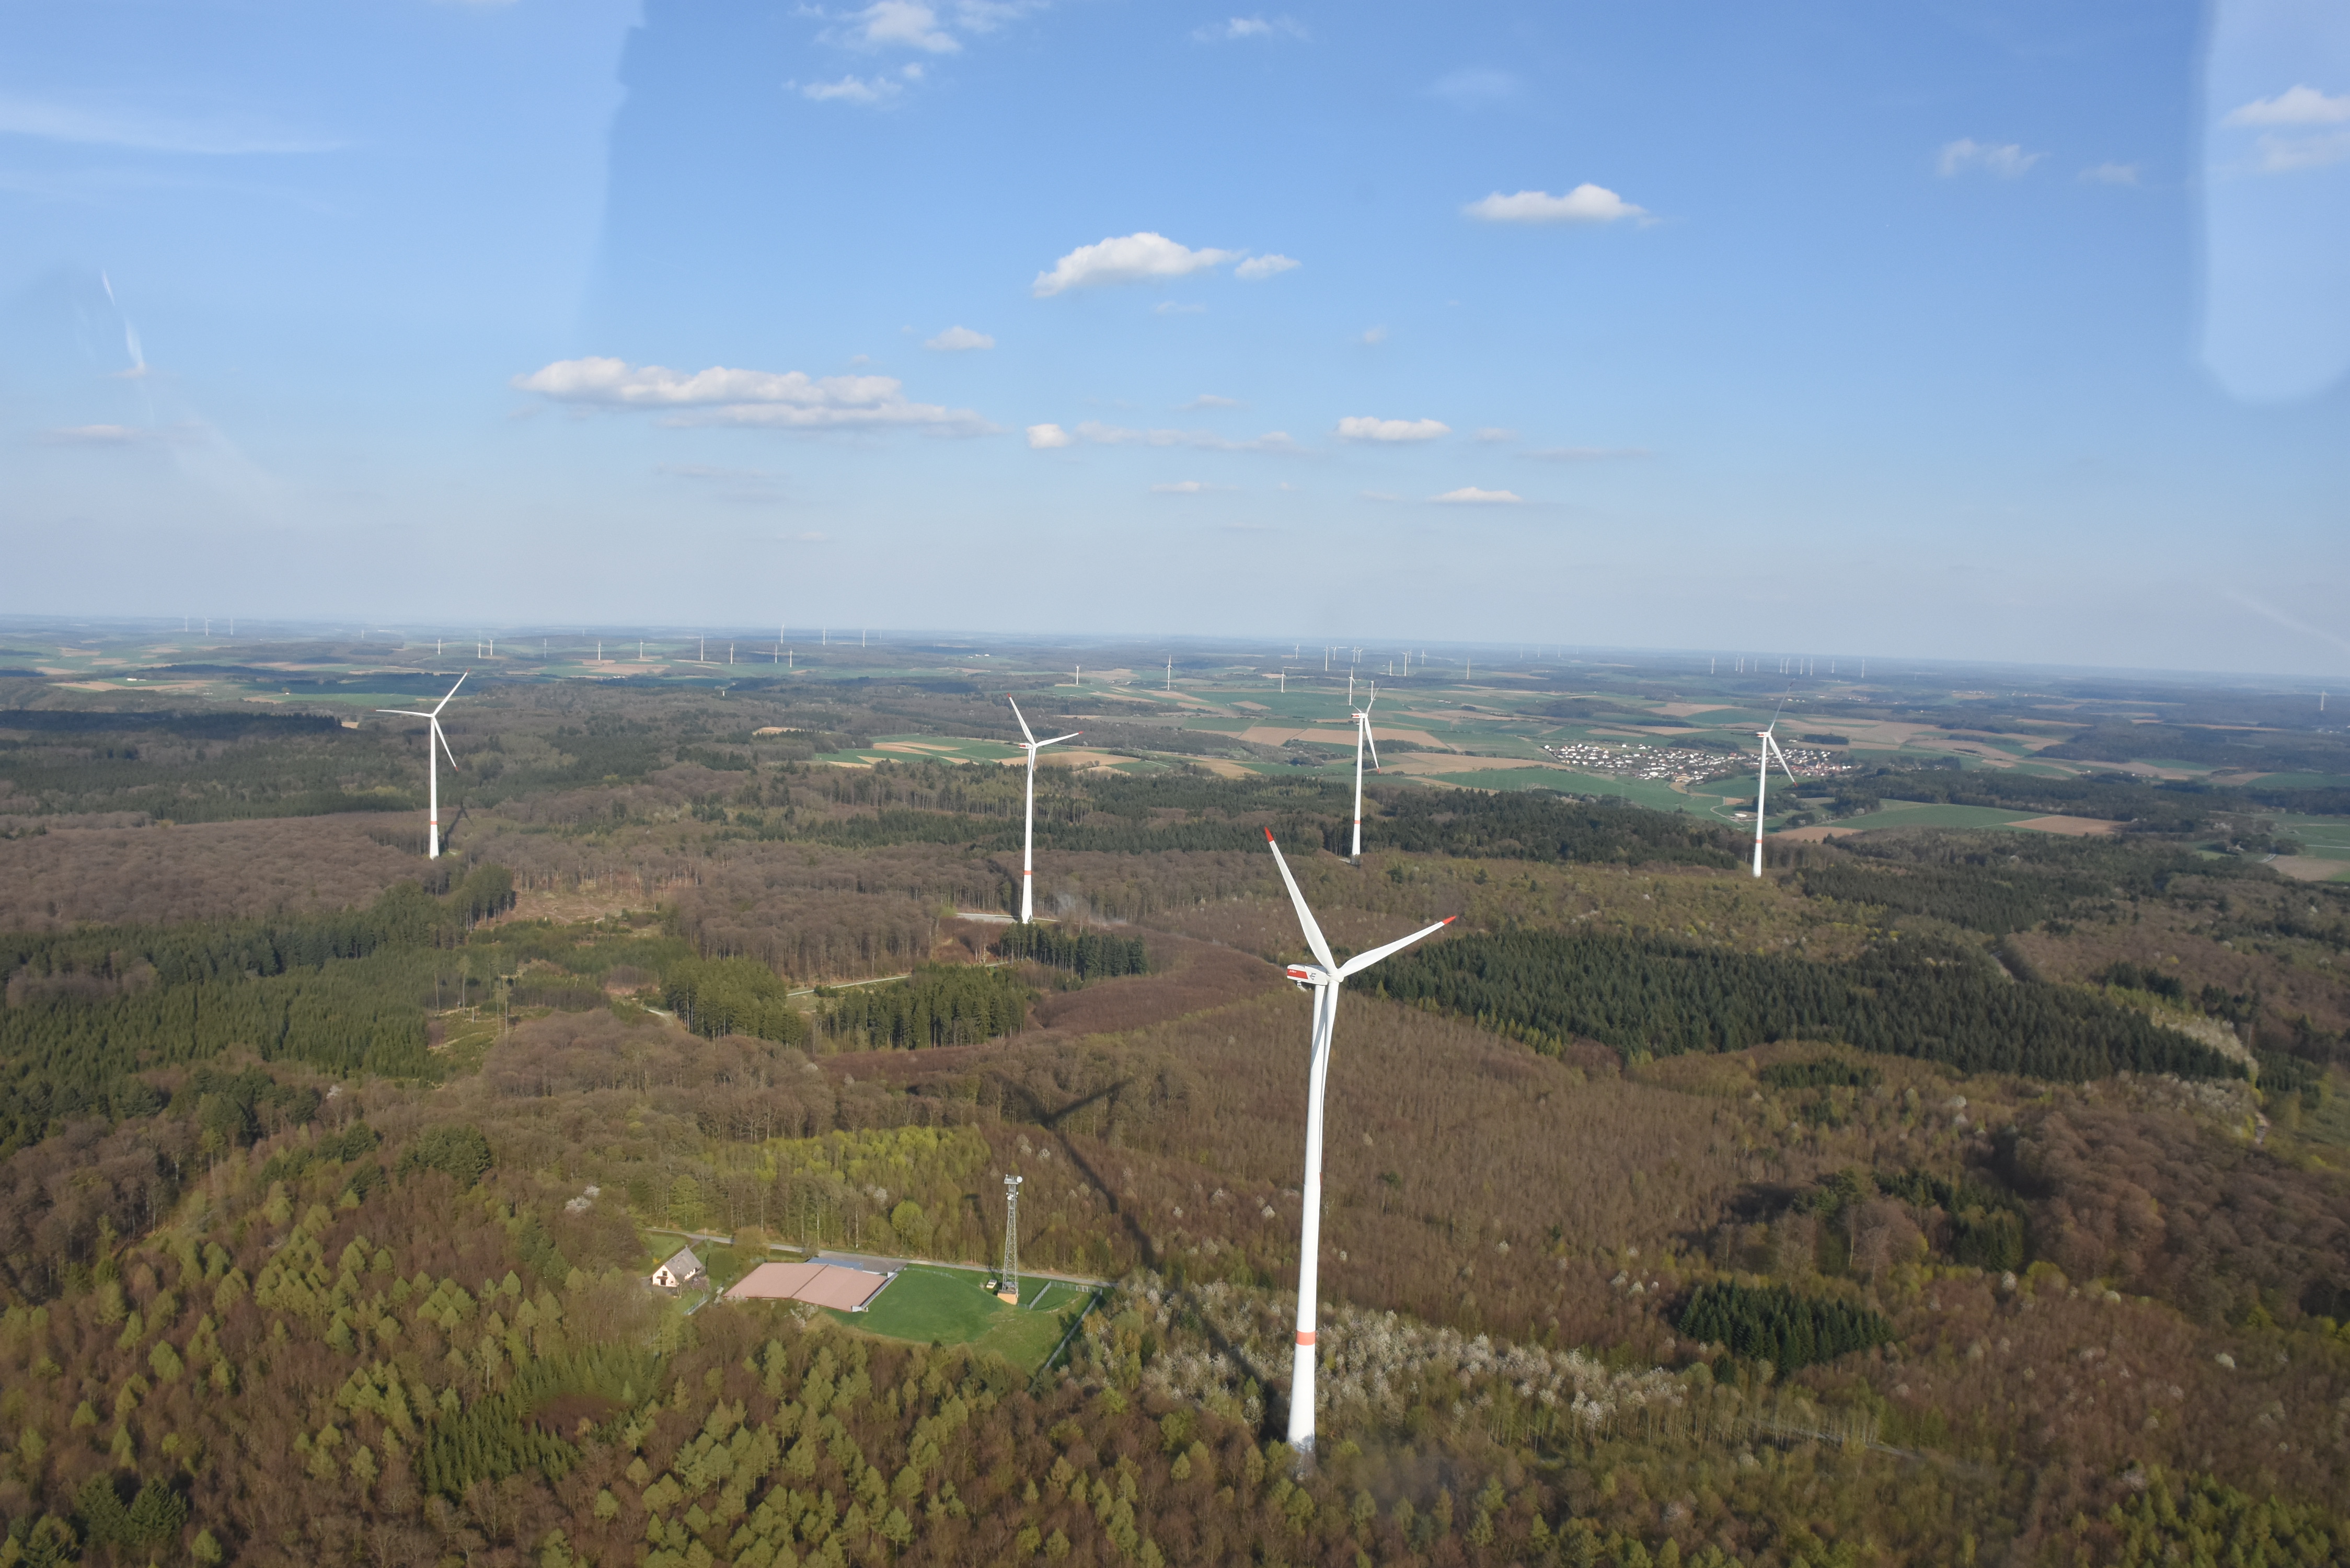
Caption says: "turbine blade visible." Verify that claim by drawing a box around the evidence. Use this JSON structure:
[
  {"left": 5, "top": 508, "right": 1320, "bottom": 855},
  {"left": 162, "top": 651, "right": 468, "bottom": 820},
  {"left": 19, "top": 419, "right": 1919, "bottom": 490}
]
[
  {"left": 436, "top": 722, "right": 459, "bottom": 771},
  {"left": 1366, "top": 721, "right": 1380, "bottom": 773},
  {"left": 1769, "top": 731, "right": 1797, "bottom": 783},
  {"left": 1335, "top": 915, "right": 1456, "bottom": 980},
  {"left": 1263, "top": 829, "right": 1337, "bottom": 973},
  {"left": 378, "top": 709, "right": 432, "bottom": 718},
  {"left": 1007, "top": 697, "right": 1037, "bottom": 745},
  {"left": 431, "top": 671, "right": 469, "bottom": 716},
  {"left": 1037, "top": 731, "right": 1081, "bottom": 747}
]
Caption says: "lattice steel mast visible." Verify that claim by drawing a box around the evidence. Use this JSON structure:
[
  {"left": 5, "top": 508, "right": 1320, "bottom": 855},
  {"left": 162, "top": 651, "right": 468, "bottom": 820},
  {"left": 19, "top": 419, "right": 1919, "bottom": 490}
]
[{"left": 997, "top": 1174, "right": 1022, "bottom": 1304}]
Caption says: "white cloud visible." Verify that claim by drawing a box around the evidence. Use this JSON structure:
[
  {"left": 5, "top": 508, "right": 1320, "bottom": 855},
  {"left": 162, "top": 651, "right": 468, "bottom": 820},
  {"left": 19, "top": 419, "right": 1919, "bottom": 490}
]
[
  {"left": 797, "top": 74, "right": 903, "bottom": 104},
  {"left": 1427, "top": 68, "right": 1516, "bottom": 109},
  {"left": 1473, "top": 426, "right": 1517, "bottom": 443},
  {"left": 1464, "top": 185, "right": 1646, "bottom": 224},
  {"left": 924, "top": 325, "right": 995, "bottom": 351},
  {"left": 1360, "top": 326, "right": 1387, "bottom": 345},
  {"left": 1938, "top": 138, "right": 2042, "bottom": 178},
  {"left": 1184, "top": 394, "right": 1241, "bottom": 409},
  {"left": 1153, "top": 301, "right": 1207, "bottom": 315},
  {"left": 1151, "top": 480, "right": 1234, "bottom": 493},
  {"left": 2078, "top": 162, "right": 2140, "bottom": 186},
  {"left": 1032, "top": 420, "right": 1299, "bottom": 453},
  {"left": 659, "top": 463, "right": 779, "bottom": 483},
  {"left": 2253, "top": 131, "right": 2350, "bottom": 172},
  {"left": 1194, "top": 15, "right": 1306, "bottom": 41},
  {"left": 513, "top": 356, "right": 988, "bottom": 433},
  {"left": 0, "top": 94, "right": 339, "bottom": 155},
  {"left": 34, "top": 424, "right": 151, "bottom": 445},
  {"left": 1235, "top": 253, "right": 1300, "bottom": 280},
  {"left": 1033, "top": 233, "right": 1241, "bottom": 296},
  {"left": 2224, "top": 85, "right": 2350, "bottom": 126},
  {"left": 1337, "top": 416, "right": 1449, "bottom": 443},
  {"left": 659, "top": 463, "right": 785, "bottom": 502},
  {"left": 1518, "top": 445, "right": 1648, "bottom": 461},
  {"left": 1432, "top": 486, "right": 1522, "bottom": 503},
  {"left": 952, "top": 0, "right": 1044, "bottom": 32},
  {"left": 845, "top": 0, "right": 960, "bottom": 52}
]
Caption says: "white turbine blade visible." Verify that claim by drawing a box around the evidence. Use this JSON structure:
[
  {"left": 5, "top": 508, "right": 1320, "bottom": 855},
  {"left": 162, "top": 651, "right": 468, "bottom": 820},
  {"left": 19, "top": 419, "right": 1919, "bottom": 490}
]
[
  {"left": 378, "top": 709, "right": 433, "bottom": 719},
  {"left": 1335, "top": 915, "right": 1457, "bottom": 981},
  {"left": 1768, "top": 731, "right": 1797, "bottom": 783},
  {"left": 435, "top": 721, "right": 459, "bottom": 771},
  {"left": 1263, "top": 829, "right": 1337, "bottom": 973},
  {"left": 1364, "top": 716, "right": 1380, "bottom": 773},
  {"left": 1036, "top": 731, "right": 1082, "bottom": 748},
  {"left": 1007, "top": 697, "right": 1037, "bottom": 745},
  {"left": 430, "top": 671, "right": 469, "bottom": 716}
]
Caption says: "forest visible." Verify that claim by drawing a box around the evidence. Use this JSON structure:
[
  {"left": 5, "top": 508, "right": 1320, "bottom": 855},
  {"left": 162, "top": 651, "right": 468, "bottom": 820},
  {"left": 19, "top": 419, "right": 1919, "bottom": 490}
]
[
  {"left": 1366, "top": 929, "right": 2240, "bottom": 1079},
  {"left": 1, "top": 668, "right": 2347, "bottom": 1567}
]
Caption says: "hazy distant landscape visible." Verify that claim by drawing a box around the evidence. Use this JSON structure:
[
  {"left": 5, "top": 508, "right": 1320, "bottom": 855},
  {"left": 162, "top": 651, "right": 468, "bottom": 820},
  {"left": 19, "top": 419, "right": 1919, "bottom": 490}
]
[{"left": 0, "top": 620, "right": 2345, "bottom": 1566}]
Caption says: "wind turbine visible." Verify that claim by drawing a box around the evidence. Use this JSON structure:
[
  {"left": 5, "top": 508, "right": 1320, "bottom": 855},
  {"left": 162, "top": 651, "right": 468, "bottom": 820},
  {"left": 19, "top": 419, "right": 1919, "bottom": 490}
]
[
  {"left": 1349, "top": 682, "right": 1380, "bottom": 862},
  {"left": 1263, "top": 829, "right": 1454, "bottom": 1462},
  {"left": 1749, "top": 702, "right": 1796, "bottom": 878},
  {"left": 1008, "top": 698, "right": 1079, "bottom": 923},
  {"left": 378, "top": 674, "right": 467, "bottom": 859}
]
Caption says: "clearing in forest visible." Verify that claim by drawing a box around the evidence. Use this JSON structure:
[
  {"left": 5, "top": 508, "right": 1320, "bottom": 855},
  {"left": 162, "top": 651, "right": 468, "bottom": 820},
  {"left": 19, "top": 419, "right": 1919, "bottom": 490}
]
[{"left": 822, "top": 1263, "right": 1086, "bottom": 1373}]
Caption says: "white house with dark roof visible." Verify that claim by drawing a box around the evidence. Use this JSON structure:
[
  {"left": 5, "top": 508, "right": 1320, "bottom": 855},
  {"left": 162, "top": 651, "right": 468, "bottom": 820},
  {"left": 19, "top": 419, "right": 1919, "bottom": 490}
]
[{"left": 649, "top": 1246, "right": 706, "bottom": 1292}]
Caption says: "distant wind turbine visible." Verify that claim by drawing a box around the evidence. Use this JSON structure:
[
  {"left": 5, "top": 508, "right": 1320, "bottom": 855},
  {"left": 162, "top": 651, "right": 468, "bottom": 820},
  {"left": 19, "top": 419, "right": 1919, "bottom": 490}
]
[
  {"left": 378, "top": 673, "right": 468, "bottom": 859},
  {"left": 1750, "top": 701, "right": 1796, "bottom": 879},
  {"left": 1264, "top": 829, "right": 1454, "bottom": 1462},
  {"left": 1350, "top": 682, "right": 1380, "bottom": 862},
  {"left": 1008, "top": 698, "right": 1080, "bottom": 923}
]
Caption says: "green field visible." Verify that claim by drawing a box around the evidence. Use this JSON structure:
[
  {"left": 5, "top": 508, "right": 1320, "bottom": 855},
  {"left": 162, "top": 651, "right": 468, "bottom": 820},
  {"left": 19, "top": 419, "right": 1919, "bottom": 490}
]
[
  {"left": 2270, "top": 816, "right": 2350, "bottom": 870},
  {"left": 827, "top": 1264, "right": 1087, "bottom": 1373}
]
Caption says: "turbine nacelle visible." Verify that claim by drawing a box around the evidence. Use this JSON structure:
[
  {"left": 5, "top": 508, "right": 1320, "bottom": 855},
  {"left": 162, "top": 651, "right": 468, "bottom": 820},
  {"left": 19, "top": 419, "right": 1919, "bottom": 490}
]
[{"left": 1285, "top": 963, "right": 1333, "bottom": 991}]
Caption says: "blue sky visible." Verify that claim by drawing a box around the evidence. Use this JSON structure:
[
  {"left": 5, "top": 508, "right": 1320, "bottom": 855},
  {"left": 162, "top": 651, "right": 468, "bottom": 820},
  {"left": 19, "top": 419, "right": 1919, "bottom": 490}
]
[{"left": 4, "top": 0, "right": 2346, "bottom": 675}]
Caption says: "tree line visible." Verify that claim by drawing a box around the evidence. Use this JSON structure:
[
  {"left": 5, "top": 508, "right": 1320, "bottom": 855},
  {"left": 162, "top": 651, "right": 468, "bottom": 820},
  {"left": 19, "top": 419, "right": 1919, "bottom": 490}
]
[
  {"left": 1369, "top": 929, "right": 2241, "bottom": 1080},
  {"left": 1674, "top": 1281, "right": 1894, "bottom": 1374},
  {"left": 664, "top": 958, "right": 809, "bottom": 1046},
  {"left": 819, "top": 966, "right": 1030, "bottom": 1051},
  {"left": 994, "top": 925, "right": 1149, "bottom": 979}
]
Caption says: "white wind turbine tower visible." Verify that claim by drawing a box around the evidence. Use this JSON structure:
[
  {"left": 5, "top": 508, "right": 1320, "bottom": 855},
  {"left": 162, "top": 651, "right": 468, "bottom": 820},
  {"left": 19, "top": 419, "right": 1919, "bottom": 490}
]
[
  {"left": 1263, "top": 829, "right": 1454, "bottom": 1461},
  {"left": 1008, "top": 698, "right": 1080, "bottom": 923},
  {"left": 1349, "top": 682, "right": 1380, "bottom": 862},
  {"left": 1749, "top": 702, "right": 1796, "bottom": 879},
  {"left": 378, "top": 674, "right": 467, "bottom": 859}
]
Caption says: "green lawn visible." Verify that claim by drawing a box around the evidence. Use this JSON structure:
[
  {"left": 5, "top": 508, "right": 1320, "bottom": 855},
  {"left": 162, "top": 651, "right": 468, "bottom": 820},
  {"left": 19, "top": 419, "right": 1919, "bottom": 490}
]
[{"left": 825, "top": 1264, "right": 1087, "bottom": 1374}]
